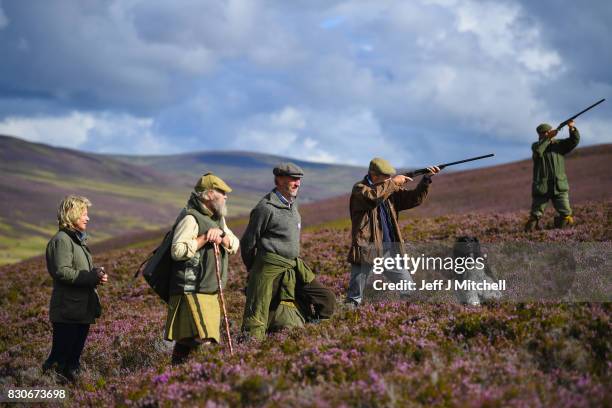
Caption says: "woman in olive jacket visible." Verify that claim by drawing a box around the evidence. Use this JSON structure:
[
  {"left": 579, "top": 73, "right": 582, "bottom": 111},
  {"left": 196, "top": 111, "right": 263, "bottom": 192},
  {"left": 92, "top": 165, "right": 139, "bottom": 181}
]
[{"left": 43, "top": 195, "right": 108, "bottom": 381}]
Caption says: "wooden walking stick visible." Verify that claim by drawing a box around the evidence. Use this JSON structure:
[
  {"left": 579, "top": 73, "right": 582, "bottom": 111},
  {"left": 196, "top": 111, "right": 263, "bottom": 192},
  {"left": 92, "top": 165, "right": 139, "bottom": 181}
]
[{"left": 213, "top": 243, "right": 234, "bottom": 355}]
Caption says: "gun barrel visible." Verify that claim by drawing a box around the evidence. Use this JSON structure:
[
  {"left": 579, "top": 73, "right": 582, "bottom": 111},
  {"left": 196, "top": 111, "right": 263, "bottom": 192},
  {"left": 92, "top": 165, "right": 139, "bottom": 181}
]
[
  {"left": 405, "top": 153, "right": 495, "bottom": 177},
  {"left": 556, "top": 98, "right": 605, "bottom": 130},
  {"left": 438, "top": 153, "right": 495, "bottom": 169}
]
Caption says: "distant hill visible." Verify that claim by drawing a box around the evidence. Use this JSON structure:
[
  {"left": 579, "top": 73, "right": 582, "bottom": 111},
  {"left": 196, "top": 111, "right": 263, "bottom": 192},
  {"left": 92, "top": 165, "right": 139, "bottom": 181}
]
[
  {"left": 2, "top": 135, "right": 610, "bottom": 265},
  {"left": 0, "top": 135, "right": 183, "bottom": 264},
  {"left": 0, "top": 135, "right": 365, "bottom": 264},
  {"left": 298, "top": 143, "right": 612, "bottom": 227},
  {"left": 84, "top": 143, "right": 612, "bottom": 258},
  {"left": 111, "top": 150, "right": 365, "bottom": 202}
]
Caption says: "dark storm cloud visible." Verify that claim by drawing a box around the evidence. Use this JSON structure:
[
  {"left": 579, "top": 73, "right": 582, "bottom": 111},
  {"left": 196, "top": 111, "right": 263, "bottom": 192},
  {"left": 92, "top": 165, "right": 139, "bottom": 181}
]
[{"left": 0, "top": 0, "right": 610, "bottom": 164}]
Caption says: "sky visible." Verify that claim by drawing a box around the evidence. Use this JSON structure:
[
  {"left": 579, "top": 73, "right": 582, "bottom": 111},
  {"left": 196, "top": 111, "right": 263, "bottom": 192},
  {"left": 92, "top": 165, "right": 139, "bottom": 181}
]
[{"left": 0, "top": 0, "right": 610, "bottom": 168}]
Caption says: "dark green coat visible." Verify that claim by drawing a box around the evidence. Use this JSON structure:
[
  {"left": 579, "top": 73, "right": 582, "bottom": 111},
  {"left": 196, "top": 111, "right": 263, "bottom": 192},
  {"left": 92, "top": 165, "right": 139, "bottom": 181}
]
[
  {"left": 170, "top": 197, "right": 228, "bottom": 295},
  {"left": 242, "top": 251, "right": 315, "bottom": 339},
  {"left": 46, "top": 229, "right": 102, "bottom": 324},
  {"left": 531, "top": 128, "right": 580, "bottom": 196}
]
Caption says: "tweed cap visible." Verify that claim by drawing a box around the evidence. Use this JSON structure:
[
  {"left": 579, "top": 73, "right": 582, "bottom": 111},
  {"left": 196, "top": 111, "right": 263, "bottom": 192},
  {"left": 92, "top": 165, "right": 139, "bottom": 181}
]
[
  {"left": 536, "top": 123, "right": 553, "bottom": 134},
  {"left": 273, "top": 162, "right": 304, "bottom": 178},
  {"left": 194, "top": 173, "right": 232, "bottom": 193},
  {"left": 368, "top": 157, "right": 396, "bottom": 176}
]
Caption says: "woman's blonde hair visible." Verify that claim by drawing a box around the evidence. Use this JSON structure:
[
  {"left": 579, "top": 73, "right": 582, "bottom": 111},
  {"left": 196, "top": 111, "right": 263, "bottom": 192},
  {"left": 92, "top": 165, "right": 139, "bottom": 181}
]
[{"left": 57, "top": 195, "right": 91, "bottom": 230}]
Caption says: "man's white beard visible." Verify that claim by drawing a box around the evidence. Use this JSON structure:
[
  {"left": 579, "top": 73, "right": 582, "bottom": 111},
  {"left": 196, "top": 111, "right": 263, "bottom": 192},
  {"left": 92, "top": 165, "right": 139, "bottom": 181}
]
[{"left": 211, "top": 200, "right": 227, "bottom": 218}]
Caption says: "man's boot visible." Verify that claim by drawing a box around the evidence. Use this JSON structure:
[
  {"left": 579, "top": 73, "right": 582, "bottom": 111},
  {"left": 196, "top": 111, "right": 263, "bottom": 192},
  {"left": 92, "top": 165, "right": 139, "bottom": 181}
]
[
  {"left": 554, "top": 215, "right": 574, "bottom": 229},
  {"left": 171, "top": 342, "right": 192, "bottom": 365},
  {"left": 62, "top": 366, "right": 81, "bottom": 383},
  {"left": 524, "top": 216, "right": 540, "bottom": 232}
]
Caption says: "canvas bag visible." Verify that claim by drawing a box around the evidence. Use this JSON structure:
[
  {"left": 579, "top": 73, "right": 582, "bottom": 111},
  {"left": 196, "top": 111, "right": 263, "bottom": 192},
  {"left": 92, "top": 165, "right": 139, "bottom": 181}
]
[{"left": 135, "top": 229, "right": 174, "bottom": 303}]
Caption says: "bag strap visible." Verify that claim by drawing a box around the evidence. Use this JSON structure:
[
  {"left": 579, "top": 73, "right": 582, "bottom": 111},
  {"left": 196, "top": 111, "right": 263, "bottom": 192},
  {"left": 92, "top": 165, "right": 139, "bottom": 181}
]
[
  {"left": 133, "top": 252, "right": 153, "bottom": 279},
  {"left": 132, "top": 206, "right": 198, "bottom": 279}
]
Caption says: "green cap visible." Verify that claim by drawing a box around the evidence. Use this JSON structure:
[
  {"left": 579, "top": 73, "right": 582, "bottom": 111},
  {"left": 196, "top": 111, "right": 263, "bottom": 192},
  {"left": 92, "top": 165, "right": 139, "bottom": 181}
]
[
  {"left": 194, "top": 173, "right": 232, "bottom": 193},
  {"left": 536, "top": 123, "right": 552, "bottom": 134},
  {"left": 273, "top": 162, "right": 304, "bottom": 178},
  {"left": 369, "top": 157, "right": 396, "bottom": 176}
]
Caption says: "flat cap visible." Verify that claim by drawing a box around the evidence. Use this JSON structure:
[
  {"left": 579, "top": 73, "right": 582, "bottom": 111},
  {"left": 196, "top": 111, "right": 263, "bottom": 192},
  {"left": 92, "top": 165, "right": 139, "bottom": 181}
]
[
  {"left": 369, "top": 157, "right": 396, "bottom": 176},
  {"left": 273, "top": 162, "right": 304, "bottom": 178},
  {"left": 536, "top": 123, "right": 552, "bottom": 134},
  {"left": 194, "top": 173, "right": 232, "bottom": 193}
]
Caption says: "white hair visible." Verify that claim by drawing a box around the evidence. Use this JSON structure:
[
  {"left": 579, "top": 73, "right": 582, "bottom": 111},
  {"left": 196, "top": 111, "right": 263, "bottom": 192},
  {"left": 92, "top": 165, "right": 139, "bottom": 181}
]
[{"left": 196, "top": 189, "right": 213, "bottom": 201}]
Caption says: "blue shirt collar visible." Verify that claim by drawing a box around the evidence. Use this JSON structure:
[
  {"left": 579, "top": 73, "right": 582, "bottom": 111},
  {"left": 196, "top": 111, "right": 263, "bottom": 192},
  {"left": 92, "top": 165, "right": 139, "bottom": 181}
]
[{"left": 274, "top": 189, "right": 292, "bottom": 207}]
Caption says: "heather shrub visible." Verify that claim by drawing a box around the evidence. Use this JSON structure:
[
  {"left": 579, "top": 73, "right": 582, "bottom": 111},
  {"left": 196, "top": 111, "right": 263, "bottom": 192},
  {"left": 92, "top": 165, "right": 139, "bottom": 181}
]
[{"left": 0, "top": 201, "right": 609, "bottom": 406}]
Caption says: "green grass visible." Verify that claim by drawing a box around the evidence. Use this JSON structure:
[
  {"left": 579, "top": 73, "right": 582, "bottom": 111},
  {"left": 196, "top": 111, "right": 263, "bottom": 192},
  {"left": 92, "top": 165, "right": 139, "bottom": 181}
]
[
  {"left": 0, "top": 219, "right": 14, "bottom": 234},
  {"left": 0, "top": 219, "right": 57, "bottom": 265},
  {"left": 306, "top": 217, "right": 351, "bottom": 231},
  {"left": 0, "top": 235, "right": 49, "bottom": 265},
  {"left": 14, "top": 171, "right": 187, "bottom": 207},
  {"left": 1, "top": 170, "right": 318, "bottom": 266},
  {"left": 17, "top": 221, "right": 57, "bottom": 237},
  {"left": 122, "top": 236, "right": 164, "bottom": 250},
  {"left": 14, "top": 169, "right": 258, "bottom": 216}
]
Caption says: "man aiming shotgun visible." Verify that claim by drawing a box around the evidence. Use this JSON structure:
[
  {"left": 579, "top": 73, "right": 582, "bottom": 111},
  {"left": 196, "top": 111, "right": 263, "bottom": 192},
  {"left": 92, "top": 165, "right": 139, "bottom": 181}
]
[
  {"left": 345, "top": 154, "right": 494, "bottom": 307},
  {"left": 525, "top": 98, "right": 605, "bottom": 231},
  {"left": 403, "top": 154, "right": 495, "bottom": 177}
]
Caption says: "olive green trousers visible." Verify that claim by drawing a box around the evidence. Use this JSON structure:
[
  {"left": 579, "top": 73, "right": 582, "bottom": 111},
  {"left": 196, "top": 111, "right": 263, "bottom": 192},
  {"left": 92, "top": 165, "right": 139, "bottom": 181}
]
[{"left": 530, "top": 191, "right": 572, "bottom": 218}]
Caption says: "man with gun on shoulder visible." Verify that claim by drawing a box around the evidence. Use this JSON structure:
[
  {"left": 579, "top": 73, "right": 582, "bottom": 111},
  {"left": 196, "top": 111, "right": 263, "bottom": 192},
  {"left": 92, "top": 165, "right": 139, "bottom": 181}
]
[
  {"left": 345, "top": 153, "right": 495, "bottom": 307},
  {"left": 345, "top": 157, "right": 440, "bottom": 307},
  {"left": 524, "top": 98, "right": 605, "bottom": 231},
  {"left": 524, "top": 120, "right": 580, "bottom": 231}
]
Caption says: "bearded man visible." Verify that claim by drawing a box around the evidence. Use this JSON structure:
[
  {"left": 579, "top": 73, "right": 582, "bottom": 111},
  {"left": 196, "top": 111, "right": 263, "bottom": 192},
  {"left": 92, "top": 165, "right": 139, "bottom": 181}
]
[{"left": 166, "top": 173, "right": 239, "bottom": 364}]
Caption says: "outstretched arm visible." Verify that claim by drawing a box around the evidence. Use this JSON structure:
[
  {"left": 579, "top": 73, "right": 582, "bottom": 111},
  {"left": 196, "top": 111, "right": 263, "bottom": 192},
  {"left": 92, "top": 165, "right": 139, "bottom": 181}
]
[
  {"left": 350, "top": 178, "right": 406, "bottom": 212},
  {"left": 393, "top": 177, "right": 431, "bottom": 211},
  {"left": 393, "top": 166, "right": 439, "bottom": 211}
]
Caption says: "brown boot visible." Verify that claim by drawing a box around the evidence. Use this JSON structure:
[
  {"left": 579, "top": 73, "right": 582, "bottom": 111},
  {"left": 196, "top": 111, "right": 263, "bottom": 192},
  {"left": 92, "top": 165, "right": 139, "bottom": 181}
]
[{"left": 524, "top": 216, "right": 540, "bottom": 232}]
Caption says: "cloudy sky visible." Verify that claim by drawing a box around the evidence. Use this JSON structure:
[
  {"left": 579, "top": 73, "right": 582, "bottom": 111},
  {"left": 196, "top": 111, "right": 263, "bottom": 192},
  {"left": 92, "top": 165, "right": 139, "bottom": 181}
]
[{"left": 0, "top": 0, "right": 610, "bottom": 168}]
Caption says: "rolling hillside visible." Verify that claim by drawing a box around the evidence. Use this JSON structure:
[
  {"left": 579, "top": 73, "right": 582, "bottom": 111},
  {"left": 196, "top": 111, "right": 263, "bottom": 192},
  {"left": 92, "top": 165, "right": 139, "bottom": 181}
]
[
  {"left": 299, "top": 144, "right": 612, "bottom": 228},
  {"left": 1, "top": 138, "right": 609, "bottom": 405},
  {"left": 2, "top": 135, "right": 610, "bottom": 265},
  {"left": 0, "top": 135, "right": 186, "bottom": 264},
  {"left": 0, "top": 135, "right": 365, "bottom": 264},
  {"left": 113, "top": 151, "right": 365, "bottom": 202}
]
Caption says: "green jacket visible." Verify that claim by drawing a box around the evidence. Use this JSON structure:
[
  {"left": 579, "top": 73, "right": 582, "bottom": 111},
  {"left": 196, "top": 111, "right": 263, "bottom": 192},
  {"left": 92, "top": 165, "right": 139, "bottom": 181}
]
[
  {"left": 531, "top": 127, "right": 580, "bottom": 196},
  {"left": 170, "top": 196, "right": 228, "bottom": 295},
  {"left": 46, "top": 229, "right": 102, "bottom": 324},
  {"left": 242, "top": 252, "right": 315, "bottom": 339},
  {"left": 260, "top": 251, "right": 315, "bottom": 303}
]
